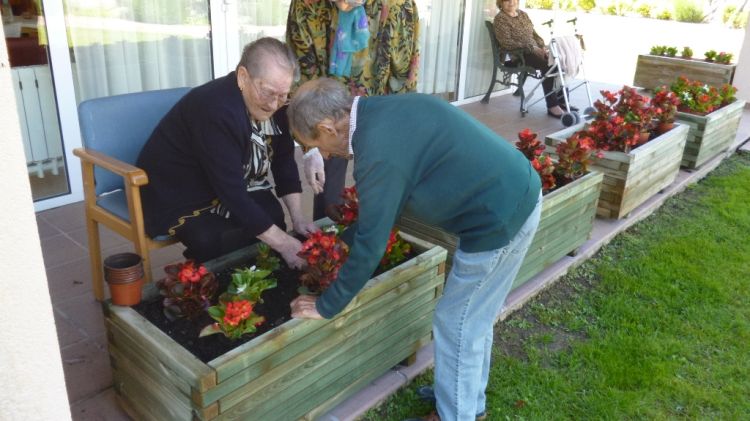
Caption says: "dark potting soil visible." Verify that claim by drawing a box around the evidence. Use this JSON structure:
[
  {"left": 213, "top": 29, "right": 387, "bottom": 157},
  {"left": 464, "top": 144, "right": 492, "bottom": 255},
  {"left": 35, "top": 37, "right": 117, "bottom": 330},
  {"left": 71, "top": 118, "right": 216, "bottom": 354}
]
[
  {"left": 132, "top": 254, "right": 414, "bottom": 363},
  {"left": 132, "top": 260, "right": 301, "bottom": 363}
]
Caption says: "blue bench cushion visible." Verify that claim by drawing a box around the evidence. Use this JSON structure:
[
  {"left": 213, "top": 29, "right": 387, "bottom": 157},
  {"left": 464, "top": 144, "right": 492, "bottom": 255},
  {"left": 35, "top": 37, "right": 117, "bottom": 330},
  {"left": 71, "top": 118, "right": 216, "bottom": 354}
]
[{"left": 96, "top": 190, "right": 174, "bottom": 242}]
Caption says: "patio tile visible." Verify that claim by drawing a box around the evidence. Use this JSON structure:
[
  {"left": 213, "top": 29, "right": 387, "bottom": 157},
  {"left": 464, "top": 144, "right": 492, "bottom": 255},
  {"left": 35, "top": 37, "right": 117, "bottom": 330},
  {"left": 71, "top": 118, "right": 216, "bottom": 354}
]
[
  {"left": 59, "top": 336, "right": 113, "bottom": 404},
  {"left": 53, "top": 308, "right": 88, "bottom": 348},
  {"left": 37, "top": 214, "right": 61, "bottom": 239},
  {"left": 56, "top": 293, "right": 107, "bottom": 340},
  {"left": 47, "top": 256, "right": 94, "bottom": 303},
  {"left": 66, "top": 225, "right": 131, "bottom": 252},
  {"left": 41, "top": 233, "right": 88, "bottom": 269},
  {"left": 69, "top": 388, "right": 131, "bottom": 421},
  {"left": 39, "top": 200, "right": 87, "bottom": 233}
]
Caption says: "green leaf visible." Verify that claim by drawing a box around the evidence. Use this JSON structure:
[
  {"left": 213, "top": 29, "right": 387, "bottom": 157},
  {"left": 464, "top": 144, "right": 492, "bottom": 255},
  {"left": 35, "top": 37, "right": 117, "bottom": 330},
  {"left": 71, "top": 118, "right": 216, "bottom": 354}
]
[{"left": 199, "top": 323, "right": 222, "bottom": 338}]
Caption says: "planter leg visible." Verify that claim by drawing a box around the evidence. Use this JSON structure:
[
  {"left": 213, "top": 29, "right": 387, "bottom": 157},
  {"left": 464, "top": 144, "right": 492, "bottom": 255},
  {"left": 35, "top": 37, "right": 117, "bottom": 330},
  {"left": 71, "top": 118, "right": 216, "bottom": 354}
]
[{"left": 567, "top": 248, "right": 580, "bottom": 257}]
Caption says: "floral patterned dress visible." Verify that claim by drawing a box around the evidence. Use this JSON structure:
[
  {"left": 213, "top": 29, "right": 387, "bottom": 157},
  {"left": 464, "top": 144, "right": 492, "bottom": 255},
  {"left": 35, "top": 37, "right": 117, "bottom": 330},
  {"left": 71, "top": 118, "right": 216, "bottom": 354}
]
[{"left": 286, "top": 0, "right": 420, "bottom": 96}]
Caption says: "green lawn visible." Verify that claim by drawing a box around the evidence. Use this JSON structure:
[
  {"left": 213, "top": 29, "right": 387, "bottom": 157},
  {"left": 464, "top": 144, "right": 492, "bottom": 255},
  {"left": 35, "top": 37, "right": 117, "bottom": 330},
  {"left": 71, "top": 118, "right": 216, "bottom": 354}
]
[{"left": 362, "top": 152, "right": 750, "bottom": 420}]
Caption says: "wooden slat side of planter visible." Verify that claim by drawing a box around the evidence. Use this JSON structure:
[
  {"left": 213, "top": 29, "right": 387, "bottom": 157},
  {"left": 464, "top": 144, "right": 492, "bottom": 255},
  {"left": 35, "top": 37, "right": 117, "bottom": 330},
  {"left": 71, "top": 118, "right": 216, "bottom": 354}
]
[
  {"left": 109, "top": 345, "right": 195, "bottom": 421},
  {"left": 677, "top": 99, "right": 745, "bottom": 168},
  {"left": 633, "top": 54, "right": 735, "bottom": 90},
  {"left": 106, "top": 304, "right": 217, "bottom": 392},
  {"left": 194, "top": 267, "right": 439, "bottom": 408},
  {"left": 514, "top": 173, "right": 602, "bottom": 287},
  {"left": 546, "top": 123, "right": 688, "bottom": 219},
  {"left": 208, "top": 237, "right": 446, "bottom": 382},
  {"left": 107, "top": 319, "right": 192, "bottom": 397},
  {"left": 398, "top": 169, "right": 603, "bottom": 291},
  {"left": 618, "top": 124, "right": 688, "bottom": 217},
  {"left": 300, "top": 333, "right": 433, "bottom": 421},
  {"left": 219, "top": 295, "right": 438, "bottom": 421}
]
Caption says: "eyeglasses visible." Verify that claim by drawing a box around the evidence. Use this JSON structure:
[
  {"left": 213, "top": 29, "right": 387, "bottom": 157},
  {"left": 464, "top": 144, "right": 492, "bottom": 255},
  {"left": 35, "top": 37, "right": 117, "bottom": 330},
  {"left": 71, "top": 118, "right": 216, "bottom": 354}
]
[{"left": 249, "top": 77, "right": 289, "bottom": 106}]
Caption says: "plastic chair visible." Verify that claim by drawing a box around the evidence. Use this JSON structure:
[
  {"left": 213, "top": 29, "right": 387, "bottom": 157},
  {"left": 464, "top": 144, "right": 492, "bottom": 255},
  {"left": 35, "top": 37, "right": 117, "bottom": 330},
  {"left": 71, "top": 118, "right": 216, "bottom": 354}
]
[
  {"left": 73, "top": 87, "right": 190, "bottom": 301},
  {"left": 480, "top": 19, "right": 541, "bottom": 108}
]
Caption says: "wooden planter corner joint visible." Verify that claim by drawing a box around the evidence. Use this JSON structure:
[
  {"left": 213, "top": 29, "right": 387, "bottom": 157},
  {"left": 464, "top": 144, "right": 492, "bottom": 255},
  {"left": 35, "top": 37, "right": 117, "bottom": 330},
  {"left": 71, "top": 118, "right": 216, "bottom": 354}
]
[
  {"left": 633, "top": 54, "right": 736, "bottom": 91},
  {"left": 397, "top": 169, "right": 603, "bottom": 290},
  {"left": 545, "top": 123, "right": 689, "bottom": 219},
  {"left": 676, "top": 99, "right": 745, "bottom": 169},
  {"left": 105, "top": 232, "right": 447, "bottom": 421}
]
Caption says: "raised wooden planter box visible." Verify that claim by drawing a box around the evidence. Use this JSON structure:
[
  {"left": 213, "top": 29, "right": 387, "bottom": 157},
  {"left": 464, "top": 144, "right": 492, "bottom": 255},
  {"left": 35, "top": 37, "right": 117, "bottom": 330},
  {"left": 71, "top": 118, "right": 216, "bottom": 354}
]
[
  {"left": 105, "top": 232, "right": 446, "bottom": 421},
  {"left": 677, "top": 99, "right": 746, "bottom": 169},
  {"left": 397, "top": 170, "right": 603, "bottom": 289},
  {"left": 545, "top": 123, "right": 688, "bottom": 219},
  {"left": 633, "top": 54, "right": 736, "bottom": 91}
]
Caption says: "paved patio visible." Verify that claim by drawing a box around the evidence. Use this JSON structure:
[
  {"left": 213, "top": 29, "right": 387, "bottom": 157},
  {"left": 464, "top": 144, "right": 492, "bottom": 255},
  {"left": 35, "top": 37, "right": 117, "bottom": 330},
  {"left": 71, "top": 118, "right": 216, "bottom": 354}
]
[{"left": 38, "top": 81, "right": 750, "bottom": 420}]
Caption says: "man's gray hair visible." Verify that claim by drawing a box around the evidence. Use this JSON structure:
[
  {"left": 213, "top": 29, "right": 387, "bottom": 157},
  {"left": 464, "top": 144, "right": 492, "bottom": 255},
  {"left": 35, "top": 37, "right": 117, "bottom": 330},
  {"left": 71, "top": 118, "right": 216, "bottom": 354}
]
[
  {"left": 288, "top": 78, "right": 353, "bottom": 139},
  {"left": 238, "top": 37, "right": 298, "bottom": 80}
]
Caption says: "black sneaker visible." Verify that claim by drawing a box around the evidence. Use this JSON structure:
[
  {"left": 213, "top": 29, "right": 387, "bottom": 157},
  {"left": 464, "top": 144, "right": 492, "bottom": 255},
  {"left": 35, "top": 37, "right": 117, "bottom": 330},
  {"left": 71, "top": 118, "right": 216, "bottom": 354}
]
[{"left": 414, "top": 386, "right": 488, "bottom": 420}]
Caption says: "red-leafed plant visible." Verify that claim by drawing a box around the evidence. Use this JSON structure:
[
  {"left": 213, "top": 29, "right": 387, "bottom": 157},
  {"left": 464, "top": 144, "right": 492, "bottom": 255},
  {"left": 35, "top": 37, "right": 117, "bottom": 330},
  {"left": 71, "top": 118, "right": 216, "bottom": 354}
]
[
  {"left": 380, "top": 229, "right": 413, "bottom": 270},
  {"left": 515, "top": 128, "right": 546, "bottom": 160},
  {"left": 199, "top": 266, "right": 276, "bottom": 339},
  {"left": 554, "top": 132, "right": 596, "bottom": 184},
  {"left": 157, "top": 260, "right": 218, "bottom": 321},
  {"left": 517, "top": 130, "right": 596, "bottom": 194},
  {"left": 297, "top": 230, "right": 350, "bottom": 293},
  {"left": 325, "top": 186, "right": 360, "bottom": 228},
  {"left": 585, "top": 87, "right": 657, "bottom": 152},
  {"left": 531, "top": 155, "right": 557, "bottom": 192},
  {"left": 650, "top": 87, "right": 681, "bottom": 130}
]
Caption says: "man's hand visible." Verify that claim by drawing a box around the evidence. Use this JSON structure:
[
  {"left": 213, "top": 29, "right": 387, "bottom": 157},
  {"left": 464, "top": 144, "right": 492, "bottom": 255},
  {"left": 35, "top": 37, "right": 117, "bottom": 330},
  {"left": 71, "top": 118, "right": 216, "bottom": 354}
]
[
  {"left": 291, "top": 295, "right": 324, "bottom": 319},
  {"left": 303, "top": 148, "right": 325, "bottom": 194}
]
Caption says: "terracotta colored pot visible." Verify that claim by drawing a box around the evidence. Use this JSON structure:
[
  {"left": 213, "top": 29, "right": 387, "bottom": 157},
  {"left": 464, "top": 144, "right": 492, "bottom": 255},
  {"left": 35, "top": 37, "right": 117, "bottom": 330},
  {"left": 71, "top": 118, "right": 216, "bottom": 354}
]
[
  {"left": 657, "top": 122, "right": 675, "bottom": 134},
  {"left": 104, "top": 253, "right": 144, "bottom": 306}
]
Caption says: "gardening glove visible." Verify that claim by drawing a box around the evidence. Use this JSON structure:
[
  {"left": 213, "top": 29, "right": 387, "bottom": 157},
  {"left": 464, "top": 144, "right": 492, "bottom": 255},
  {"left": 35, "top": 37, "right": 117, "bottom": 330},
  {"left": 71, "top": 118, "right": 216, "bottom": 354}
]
[{"left": 303, "top": 148, "right": 325, "bottom": 194}]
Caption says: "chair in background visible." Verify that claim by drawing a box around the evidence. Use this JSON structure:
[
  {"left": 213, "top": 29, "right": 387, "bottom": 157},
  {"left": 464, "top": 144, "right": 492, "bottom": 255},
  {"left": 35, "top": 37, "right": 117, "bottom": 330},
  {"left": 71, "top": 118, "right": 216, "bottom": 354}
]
[
  {"left": 480, "top": 20, "right": 541, "bottom": 109},
  {"left": 74, "top": 87, "right": 190, "bottom": 301}
]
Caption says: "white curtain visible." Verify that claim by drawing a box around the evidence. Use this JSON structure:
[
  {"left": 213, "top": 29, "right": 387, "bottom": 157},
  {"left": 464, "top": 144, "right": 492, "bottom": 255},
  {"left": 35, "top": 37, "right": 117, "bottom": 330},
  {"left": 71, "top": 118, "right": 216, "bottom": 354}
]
[
  {"left": 464, "top": 0, "right": 501, "bottom": 99},
  {"left": 65, "top": 0, "right": 212, "bottom": 102},
  {"left": 237, "top": 0, "right": 291, "bottom": 46},
  {"left": 415, "top": 0, "right": 461, "bottom": 97}
]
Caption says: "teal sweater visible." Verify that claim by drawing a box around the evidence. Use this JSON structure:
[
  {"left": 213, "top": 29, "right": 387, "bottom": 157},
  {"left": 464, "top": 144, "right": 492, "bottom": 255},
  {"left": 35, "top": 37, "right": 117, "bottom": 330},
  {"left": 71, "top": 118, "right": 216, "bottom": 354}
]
[{"left": 317, "top": 94, "right": 541, "bottom": 318}]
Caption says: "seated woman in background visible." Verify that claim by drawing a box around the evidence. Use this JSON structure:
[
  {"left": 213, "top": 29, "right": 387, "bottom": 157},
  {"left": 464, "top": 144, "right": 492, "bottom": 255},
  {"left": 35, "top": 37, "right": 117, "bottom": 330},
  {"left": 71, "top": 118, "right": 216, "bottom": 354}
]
[{"left": 493, "top": 0, "right": 573, "bottom": 118}]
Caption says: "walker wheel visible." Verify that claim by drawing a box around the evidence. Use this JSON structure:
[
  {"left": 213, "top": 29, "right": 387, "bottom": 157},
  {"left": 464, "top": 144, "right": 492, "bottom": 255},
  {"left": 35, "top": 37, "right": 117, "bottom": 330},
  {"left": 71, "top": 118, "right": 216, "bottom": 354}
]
[
  {"left": 561, "top": 112, "right": 577, "bottom": 127},
  {"left": 583, "top": 106, "right": 596, "bottom": 119}
]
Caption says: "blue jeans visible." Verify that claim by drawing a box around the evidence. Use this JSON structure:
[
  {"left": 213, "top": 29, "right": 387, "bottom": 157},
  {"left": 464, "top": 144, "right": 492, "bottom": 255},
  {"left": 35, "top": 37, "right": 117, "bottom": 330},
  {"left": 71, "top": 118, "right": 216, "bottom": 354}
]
[{"left": 433, "top": 194, "right": 542, "bottom": 421}]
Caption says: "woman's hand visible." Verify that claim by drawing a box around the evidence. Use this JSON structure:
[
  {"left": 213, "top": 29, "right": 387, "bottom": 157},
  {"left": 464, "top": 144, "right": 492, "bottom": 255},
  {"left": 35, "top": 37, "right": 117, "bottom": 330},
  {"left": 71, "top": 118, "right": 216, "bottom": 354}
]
[
  {"left": 294, "top": 220, "right": 320, "bottom": 237},
  {"left": 257, "top": 225, "right": 306, "bottom": 270},
  {"left": 291, "top": 295, "right": 324, "bottom": 319}
]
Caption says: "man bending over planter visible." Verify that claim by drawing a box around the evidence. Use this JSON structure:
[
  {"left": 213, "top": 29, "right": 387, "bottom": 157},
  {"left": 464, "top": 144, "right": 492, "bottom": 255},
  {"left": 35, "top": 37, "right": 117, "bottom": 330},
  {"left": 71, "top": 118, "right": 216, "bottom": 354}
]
[{"left": 287, "top": 77, "right": 542, "bottom": 421}]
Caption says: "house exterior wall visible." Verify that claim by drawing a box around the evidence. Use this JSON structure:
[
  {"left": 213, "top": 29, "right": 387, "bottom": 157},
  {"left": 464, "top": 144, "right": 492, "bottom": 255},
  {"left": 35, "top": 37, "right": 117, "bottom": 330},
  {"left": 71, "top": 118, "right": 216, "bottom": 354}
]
[
  {"left": 734, "top": 22, "right": 750, "bottom": 102},
  {"left": 0, "top": 28, "right": 72, "bottom": 421}
]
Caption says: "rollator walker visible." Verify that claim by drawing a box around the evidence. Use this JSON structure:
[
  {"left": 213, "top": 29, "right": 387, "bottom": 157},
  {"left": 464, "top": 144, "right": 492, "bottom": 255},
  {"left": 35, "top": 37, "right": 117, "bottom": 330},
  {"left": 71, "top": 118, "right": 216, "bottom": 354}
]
[{"left": 521, "top": 18, "right": 595, "bottom": 127}]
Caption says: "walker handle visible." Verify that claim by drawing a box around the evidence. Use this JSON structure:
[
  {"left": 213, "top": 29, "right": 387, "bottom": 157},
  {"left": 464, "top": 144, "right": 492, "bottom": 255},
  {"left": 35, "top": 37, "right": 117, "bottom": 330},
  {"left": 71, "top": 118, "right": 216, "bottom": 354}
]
[
  {"left": 567, "top": 17, "right": 578, "bottom": 25},
  {"left": 542, "top": 19, "right": 554, "bottom": 27}
]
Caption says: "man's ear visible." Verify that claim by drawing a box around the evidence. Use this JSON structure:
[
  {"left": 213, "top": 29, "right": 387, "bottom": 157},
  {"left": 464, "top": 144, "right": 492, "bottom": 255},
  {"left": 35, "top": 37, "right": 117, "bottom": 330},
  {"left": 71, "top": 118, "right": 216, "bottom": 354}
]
[{"left": 316, "top": 118, "right": 337, "bottom": 136}]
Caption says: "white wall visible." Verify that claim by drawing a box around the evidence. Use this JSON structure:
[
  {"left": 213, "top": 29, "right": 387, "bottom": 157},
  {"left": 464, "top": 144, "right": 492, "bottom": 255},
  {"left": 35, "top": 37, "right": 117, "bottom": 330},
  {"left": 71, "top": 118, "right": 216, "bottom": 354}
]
[
  {"left": 734, "top": 22, "right": 750, "bottom": 102},
  {"left": 0, "top": 27, "right": 72, "bottom": 421}
]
